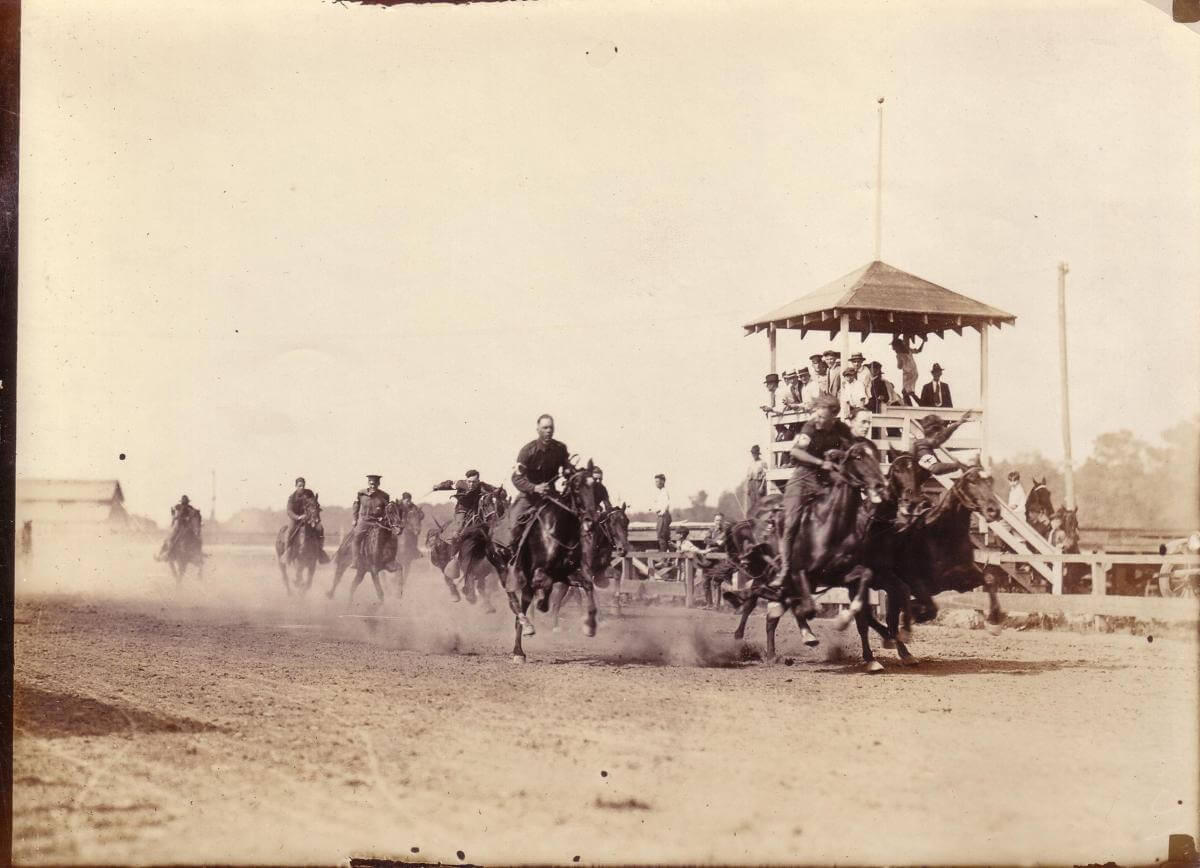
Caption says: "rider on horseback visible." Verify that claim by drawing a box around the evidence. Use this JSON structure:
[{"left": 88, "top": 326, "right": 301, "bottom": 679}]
[
  {"left": 767, "top": 394, "right": 854, "bottom": 592},
  {"left": 506, "top": 414, "right": 572, "bottom": 589},
  {"left": 285, "top": 477, "right": 330, "bottom": 564},
  {"left": 433, "top": 469, "right": 497, "bottom": 578},
  {"left": 912, "top": 412, "right": 975, "bottom": 481},
  {"left": 158, "top": 494, "right": 202, "bottom": 560},
  {"left": 591, "top": 466, "right": 614, "bottom": 512},
  {"left": 351, "top": 474, "right": 391, "bottom": 541}
]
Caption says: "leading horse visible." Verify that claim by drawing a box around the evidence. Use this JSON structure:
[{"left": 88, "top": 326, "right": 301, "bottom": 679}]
[
  {"left": 275, "top": 493, "right": 323, "bottom": 595},
  {"left": 506, "top": 463, "right": 599, "bottom": 662},
  {"left": 547, "top": 503, "right": 630, "bottom": 631}
]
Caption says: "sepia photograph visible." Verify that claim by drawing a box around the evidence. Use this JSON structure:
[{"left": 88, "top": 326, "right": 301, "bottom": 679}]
[{"left": 7, "top": 0, "right": 1200, "bottom": 864}]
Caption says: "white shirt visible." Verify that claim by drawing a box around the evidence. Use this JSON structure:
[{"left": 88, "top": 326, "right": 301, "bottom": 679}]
[
  {"left": 652, "top": 486, "right": 671, "bottom": 515},
  {"left": 1007, "top": 482, "right": 1027, "bottom": 513}
]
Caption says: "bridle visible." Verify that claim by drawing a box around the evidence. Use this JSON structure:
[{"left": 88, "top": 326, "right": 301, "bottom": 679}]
[{"left": 923, "top": 465, "right": 994, "bottom": 525}]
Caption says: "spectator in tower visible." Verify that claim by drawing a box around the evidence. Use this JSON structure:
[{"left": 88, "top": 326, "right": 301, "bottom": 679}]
[
  {"left": 891, "top": 333, "right": 925, "bottom": 405},
  {"left": 864, "top": 361, "right": 892, "bottom": 412},
  {"left": 919, "top": 363, "right": 953, "bottom": 408}
]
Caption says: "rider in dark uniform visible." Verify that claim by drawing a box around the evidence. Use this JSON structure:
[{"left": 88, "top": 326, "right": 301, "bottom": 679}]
[
  {"left": 768, "top": 395, "right": 854, "bottom": 590},
  {"left": 285, "top": 477, "right": 330, "bottom": 563},
  {"left": 350, "top": 475, "right": 391, "bottom": 540},
  {"left": 592, "top": 466, "right": 613, "bottom": 512},
  {"left": 159, "top": 494, "right": 202, "bottom": 559},
  {"left": 433, "top": 469, "right": 497, "bottom": 576},
  {"left": 912, "top": 412, "right": 976, "bottom": 485},
  {"left": 506, "top": 414, "right": 572, "bottom": 584},
  {"left": 396, "top": 492, "right": 424, "bottom": 532}
]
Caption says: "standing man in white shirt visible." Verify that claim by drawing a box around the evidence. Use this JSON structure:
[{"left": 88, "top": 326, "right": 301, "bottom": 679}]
[{"left": 652, "top": 473, "right": 671, "bottom": 553}]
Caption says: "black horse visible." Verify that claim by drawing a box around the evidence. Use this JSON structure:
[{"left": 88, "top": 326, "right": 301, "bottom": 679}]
[
  {"left": 327, "top": 502, "right": 404, "bottom": 605},
  {"left": 166, "top": 511, "right": 205, "bottom": 584},
  {"left": 276, "top": 493, "right": 323, "bottom": 595},
  {"left": 506, "top": 463, "right": 599, "bottom": 662},
  {"left": 726, "top": 441, "right": 890, "bottom": 661},
  {"left": 547, "top": 503, "right": 630, "bottom": 631},
  {"left": 428, "top": 486, "right": 510, "bottom": 612}
]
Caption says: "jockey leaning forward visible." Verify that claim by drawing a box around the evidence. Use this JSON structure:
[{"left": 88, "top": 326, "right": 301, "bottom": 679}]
[
  {"left": 505, "top": 413, "right": 572, "bottom": 586},
  {"left": 767, "top": 394, "right": 854, "bottom": 591},
  {"left": 285, "top": 477, "right": 330, "bottom": 563},
  {"left": 432, "top": 469, "right": 497, "bottom": 577}
]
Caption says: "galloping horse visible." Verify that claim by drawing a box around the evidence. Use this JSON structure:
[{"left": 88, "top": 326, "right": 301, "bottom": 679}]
[
  {"left": 506, "top": 463, "right": 599, "bottom": 662},
  {"left": 1025, "top": 477, "right": 1054, "bottom": 537},
  {"left": 166, "top": 511, "right": 204, "bottom": 584},
  {"left": 726, "top": 441, "right": 889, "bottom": 661},
  {"left": 547, "top": 503, "right": 630, "bottom": 631},
  {"left": 428, "top": 486, "right": 510, "bottom": 612},
  {"left": 887, "top": 455, "right": 1005, "bottom": 630},
  {"left": 275, "top": 493, "right": 323, "bottom": 595},
  {"left": 390, "top": 506, "right": 423, "bottom": 596},
  {"left": 327, "top": 504, "right": 403, "bottom": 604}
]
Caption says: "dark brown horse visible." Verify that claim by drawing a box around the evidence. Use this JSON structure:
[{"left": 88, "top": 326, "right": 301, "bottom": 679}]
[
  {"left": 1025, "top": 477, "right": 1054, "bottom": 537},
  {"left": 427, "top": 487, "right": 510, "bottom": 613},
  {"left": 275, "top": 493, "right": 323, "bottom": 595},
  {"left": 547, "top": 503, "right": 630, "bottom": 630},
  {"left": 726, "top": 441, "right": 889, "bottom": 661},
  {"left": 327, "top": 502, "right": 403, "bottom": 604},
  {"left": 506, "top": 464, "right": 599, "bottom": 662},
  {"left": 886, "top": 455, "right": 1004, "bottom": 631}
]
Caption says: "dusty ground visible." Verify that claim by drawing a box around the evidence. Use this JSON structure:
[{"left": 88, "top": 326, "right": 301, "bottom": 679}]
[{"left": 12, "top": 543, "right": 1200, "bottom": 865}]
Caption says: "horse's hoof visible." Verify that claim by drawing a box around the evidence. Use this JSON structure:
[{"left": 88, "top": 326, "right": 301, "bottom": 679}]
[
  {"left": 881, "top": 638, "right": 896, "bottom": 649},
  {"left": 732, "top": 630, "right": 745, "bottom": 641},
  {"left": 766, "top": 601, "right": 785, "bottom": 618},
  {"left": 899, "top": 656, "right": 920, "bottom": 667},
  {"left": 897, "top": 627, "right": 912, "bottom": 643},
  {"left": 518, "top": 615, "right": 536, "bottom": 637},
  {"left": 865, "top": 660, "right": 885, "bottom": 674},
  {"left": 833, "top": 610, "right": 855, "bottom": 631},
  {"left": 985, "top": 622, "right": 1003, "bottom": 636},
  {"left": 448, "top": 590, "right": 461, "bottom": 603},
  {"left": 799, "top": 628, "right": 819, "bottom": 648},
  {"left": 511, "top": 654, "right": 527, "bottom": 665},
  {"left": 582, "top": 621, "right": 596, "bottom": 638}
]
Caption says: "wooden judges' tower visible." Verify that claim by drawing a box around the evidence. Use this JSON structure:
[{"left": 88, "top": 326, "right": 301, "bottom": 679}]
[{"left": 745, "top": 260, "right": 1066, "bottom": 592}]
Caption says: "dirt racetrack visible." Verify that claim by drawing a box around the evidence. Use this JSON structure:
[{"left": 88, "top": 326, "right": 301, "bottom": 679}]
[{"left": 12, "top": 542, "right": 1200, "bottom": 865}]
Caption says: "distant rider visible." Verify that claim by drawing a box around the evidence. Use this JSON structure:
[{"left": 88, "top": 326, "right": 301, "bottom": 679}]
[
  {"left": 284, "top": 477, "right": 330, "bottom": 563},
  {"left": 432, "top": 469, "right": 497, "bottom": 577},
  {"left": 158, "top": 494, "right": 202, "bottom": 560}
]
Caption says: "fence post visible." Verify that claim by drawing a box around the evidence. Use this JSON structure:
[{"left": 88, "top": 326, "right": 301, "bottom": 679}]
[
  {"left": 683, "top": 556, "right": 694, "bottom": 608},
  {"left": 1091, "top": 559, "right": 1107, "bottom": 597},
  {"left": 1051, "top": 560, "right": 1063, "bottom": 595}
]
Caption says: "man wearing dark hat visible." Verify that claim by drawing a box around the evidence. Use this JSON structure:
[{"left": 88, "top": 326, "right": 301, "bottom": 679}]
[
  {"left": 745, "top": 445, "right": 768, "bottom": 515},
  {"left": 158, "top": 494, "right": 202, "bottom": 559},
  {"left": 912, "top": 412, "right": 975, "bottom": 479},
  {"left": 864, "top": 361, "right": 891, "bottom": 413},
  {"left": 396, "top": 491, "right": 424, "bottom": 535},
  {"left": 506, "top": 414, "right": 573, "bottom": 581},
  {"left": 284, "top": 476, "right": 330, "bottom": 563},
  {"left": 432, "top": 469, "right": 498, "bottom": 578},
  {"left": 760, "top": 372, "right": 781, "bottom": 413},
  {"left": 768, "top": 394, "right": 855, "bottom": 591},
  {"left": 919, "top": 363, "right": 953, "bottom": 408}
]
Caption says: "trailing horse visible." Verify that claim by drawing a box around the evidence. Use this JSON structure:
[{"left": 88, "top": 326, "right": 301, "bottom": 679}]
[
  {"left": 505, "top": 463, "right": 599, "bottom": 662},
  {"left": 1025, "top": 477, "right": 1053, "bottom": 537},
  {"left": 327, "top": 502, "right": 403, "bottom": 604},
  {"left": 428, "top": 486, "right": 510, "bottom": 612},
  {"left": 165, "top": 511, "right": 204, "bottom": 584},
  {"left": 275, "top": 493, "right": 323, "bottom": 595}
]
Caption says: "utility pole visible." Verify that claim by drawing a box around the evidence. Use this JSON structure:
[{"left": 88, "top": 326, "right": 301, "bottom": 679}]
[{"left": 1057, "top": 263, "right": 1075, "bottom": 509}]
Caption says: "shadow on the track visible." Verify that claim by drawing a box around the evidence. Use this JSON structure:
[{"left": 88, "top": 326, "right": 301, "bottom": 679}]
[{"left": 804, "top": 657, "right": 1133, "bottom": 677}]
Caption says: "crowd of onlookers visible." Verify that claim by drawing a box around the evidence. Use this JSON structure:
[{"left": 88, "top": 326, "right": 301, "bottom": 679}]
[{"left": 761, "top": 339, "right": 956, "bottom": 423}]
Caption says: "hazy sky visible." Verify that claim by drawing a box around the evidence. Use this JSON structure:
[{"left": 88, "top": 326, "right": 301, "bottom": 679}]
[{"left": 17, "top": 0, "right": 1200, "bottom": 520}]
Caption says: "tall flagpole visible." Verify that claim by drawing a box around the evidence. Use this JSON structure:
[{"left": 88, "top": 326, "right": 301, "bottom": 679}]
[{"left": 875, "top": 97, "right": 884, "bottom": 261}]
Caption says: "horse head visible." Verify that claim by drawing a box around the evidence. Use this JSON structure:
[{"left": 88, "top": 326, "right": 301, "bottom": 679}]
[
  {"left": 480, "top": 486, "right": 509, "bottom": 525},
  {"left": 564, "top": 463, "right": 599, "bottom": 516},
  {"left": 598, "top": 503, "right": 630, "bottom": 558},
  {"left": 832, "top": 441, "right": 888, "bottom": 505},
  {"left": 885, "top": 452, "right": 929, "bottom": 525},
  {"left": 726, "top": 519, "right": 775, "bottom": 582},
  {"left": 953, "top": 459, "right": 1000, "bottom": 521},
  {"left": 303, "top": 494, "right": 322, "bottom": 527}
]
